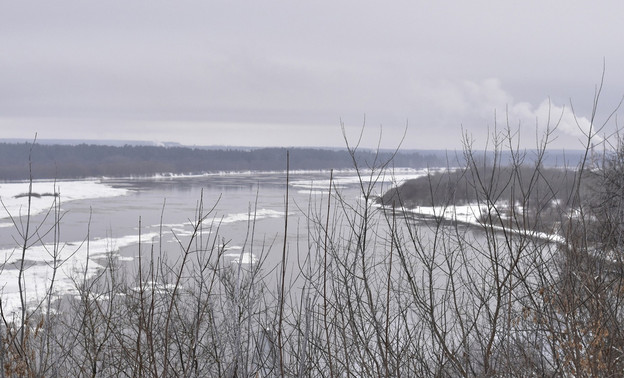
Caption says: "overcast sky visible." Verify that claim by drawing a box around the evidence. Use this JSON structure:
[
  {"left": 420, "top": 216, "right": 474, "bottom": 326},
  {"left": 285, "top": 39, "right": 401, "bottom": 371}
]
[{"left": 1, "top": 1, "right": 623, "bottom": 150}]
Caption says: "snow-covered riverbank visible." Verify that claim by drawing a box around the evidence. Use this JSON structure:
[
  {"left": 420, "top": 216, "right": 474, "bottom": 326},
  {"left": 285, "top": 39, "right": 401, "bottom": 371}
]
[{"left": 377, "top": 202, "right": 566, "bottom": 244}]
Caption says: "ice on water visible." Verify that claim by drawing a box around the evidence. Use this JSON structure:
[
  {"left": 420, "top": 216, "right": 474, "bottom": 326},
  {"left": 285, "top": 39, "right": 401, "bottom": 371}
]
[
  {"left": 0, "top": 179, "right": 129, "bottom": 222},
  {"left": 0, "top": 179, "right": 131, "bottom": 317}
]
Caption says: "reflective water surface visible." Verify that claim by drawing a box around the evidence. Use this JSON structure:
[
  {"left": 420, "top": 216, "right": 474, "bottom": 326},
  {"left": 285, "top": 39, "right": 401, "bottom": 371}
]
[{"left": 0, "top": 169, "right": 427, "bottom": 313}]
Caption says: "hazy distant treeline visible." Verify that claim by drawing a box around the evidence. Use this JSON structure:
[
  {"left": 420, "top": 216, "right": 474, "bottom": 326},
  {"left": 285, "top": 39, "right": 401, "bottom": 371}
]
[{"left": 0, "top": 143, "right": 448, "bottom": 180}]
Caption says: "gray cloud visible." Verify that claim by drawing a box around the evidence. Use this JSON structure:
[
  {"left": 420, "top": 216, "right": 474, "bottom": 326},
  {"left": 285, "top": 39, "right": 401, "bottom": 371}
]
[{"left": 1, "top": 1, "right": 623, "bottom": 149}]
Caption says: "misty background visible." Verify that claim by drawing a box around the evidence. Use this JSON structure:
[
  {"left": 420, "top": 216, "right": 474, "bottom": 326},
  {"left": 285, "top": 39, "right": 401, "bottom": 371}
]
[{"left": 1, "top": 1, "right": 623, "bottom": 150}]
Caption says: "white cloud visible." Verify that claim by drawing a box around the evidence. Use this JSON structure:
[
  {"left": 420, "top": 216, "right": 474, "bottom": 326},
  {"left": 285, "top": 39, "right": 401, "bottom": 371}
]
[
  {"left": 463, "top": 78, "right": 514, "bottom": 116},
  {"left": 424, "top": 78, "right": 596, "bottom": 148},
  {"left": 533, "top": 100, "right": 593, "bottom": 139}
]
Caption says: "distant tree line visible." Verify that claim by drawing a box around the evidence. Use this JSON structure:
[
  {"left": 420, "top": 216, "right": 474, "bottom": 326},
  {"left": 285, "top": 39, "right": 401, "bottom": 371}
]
[{"left": 0, "top": 143, "right": 448, "bottom": 180}]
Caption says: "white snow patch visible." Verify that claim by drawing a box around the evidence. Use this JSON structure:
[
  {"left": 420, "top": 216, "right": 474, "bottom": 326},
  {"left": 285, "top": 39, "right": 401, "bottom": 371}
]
[
  {"left": 379, "top": 202, "right": 565, "bottom": 244},
  {"left": 0, "top": 232, "right": 158, "bottom": 319},
  {"left": 221, "top": 245, "right": 258, "bottom": 265},
  {"left": 219, "top": 209, "right": 284, "bottom": 224},
  {"left": 223, "top": 251, "right": 258, "bottom": 265},
  {"left": 0, "top": 180, "right": 129, "bottom": 220}
]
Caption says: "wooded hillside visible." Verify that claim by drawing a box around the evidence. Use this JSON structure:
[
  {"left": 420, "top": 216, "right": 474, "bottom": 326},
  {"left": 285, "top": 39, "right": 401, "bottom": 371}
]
[{"left": 0, "top": 143, "right": 447, "bottom": 180}]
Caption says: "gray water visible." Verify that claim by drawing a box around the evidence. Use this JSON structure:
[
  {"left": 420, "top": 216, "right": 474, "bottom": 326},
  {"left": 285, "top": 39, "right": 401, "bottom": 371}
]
[{"left": 0, "top": 168, "right": 437, "bottom": 314}]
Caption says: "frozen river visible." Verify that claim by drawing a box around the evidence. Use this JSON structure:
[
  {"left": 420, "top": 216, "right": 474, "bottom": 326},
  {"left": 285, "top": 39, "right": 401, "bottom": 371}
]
[{"left": 0, "top": 168, "right": 430, "bottom": 315}]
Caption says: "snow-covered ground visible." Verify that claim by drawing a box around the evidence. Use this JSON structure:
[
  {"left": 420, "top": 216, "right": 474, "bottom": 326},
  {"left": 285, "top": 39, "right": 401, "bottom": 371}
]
[{"left": 378, "top": 202, "right": 566, "bottom": 244}]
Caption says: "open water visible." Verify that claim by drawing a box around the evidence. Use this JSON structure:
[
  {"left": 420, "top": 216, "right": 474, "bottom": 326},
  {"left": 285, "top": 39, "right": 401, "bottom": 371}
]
[{"left": 0, "top": 169, "right": 429, "bottom": 314}]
